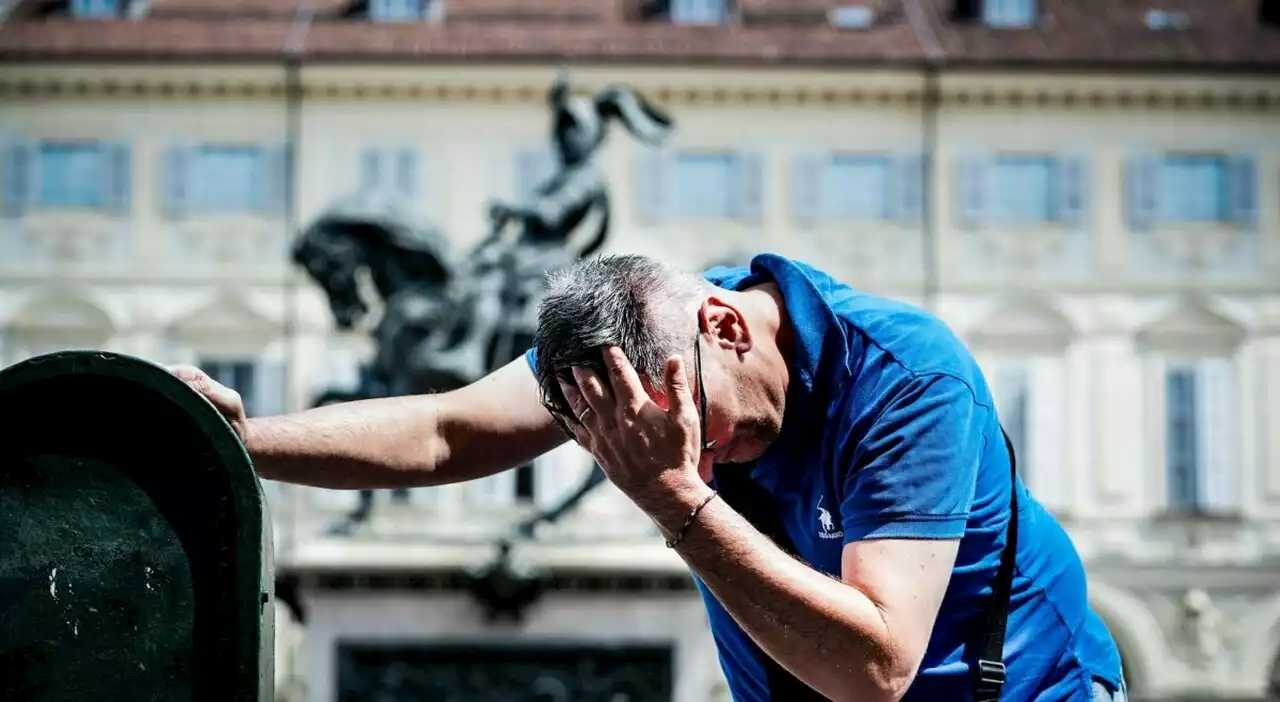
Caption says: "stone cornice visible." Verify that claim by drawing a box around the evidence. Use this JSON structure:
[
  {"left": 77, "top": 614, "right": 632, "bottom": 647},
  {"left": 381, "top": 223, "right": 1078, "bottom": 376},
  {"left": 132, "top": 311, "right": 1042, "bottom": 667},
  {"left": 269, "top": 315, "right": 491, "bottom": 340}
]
[{"left": 0, "top": 68, "right": 1276, "bottom": 111}]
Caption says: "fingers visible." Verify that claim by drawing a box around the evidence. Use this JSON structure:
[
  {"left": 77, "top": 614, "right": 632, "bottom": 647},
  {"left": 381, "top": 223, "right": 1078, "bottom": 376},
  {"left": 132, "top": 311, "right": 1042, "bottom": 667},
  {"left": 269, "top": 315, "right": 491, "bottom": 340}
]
[
  {"left": 559, "top": 376, "right": 590, "bottom": 422},
  {"left": 664, "top": 355, "right": 695, "bottom": 421},
  {"left": 601, "top": 346, "right": 647, "bottom": 415},
  {"left": 167, "top": 364, "right": 206, "bottom": 383},
  {"left": 168, "top": 364, "right": 245, "bottom": 417},
  {"left": 571, "top": 366, "right": 612, "bottom": 420}
]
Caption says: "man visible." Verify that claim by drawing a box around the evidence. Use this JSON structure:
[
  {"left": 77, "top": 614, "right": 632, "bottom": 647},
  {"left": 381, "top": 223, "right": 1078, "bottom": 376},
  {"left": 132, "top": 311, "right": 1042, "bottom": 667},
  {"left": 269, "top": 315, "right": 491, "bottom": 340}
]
[{"left": 174, "top": 253, "right": 1126, "bottom": 701}]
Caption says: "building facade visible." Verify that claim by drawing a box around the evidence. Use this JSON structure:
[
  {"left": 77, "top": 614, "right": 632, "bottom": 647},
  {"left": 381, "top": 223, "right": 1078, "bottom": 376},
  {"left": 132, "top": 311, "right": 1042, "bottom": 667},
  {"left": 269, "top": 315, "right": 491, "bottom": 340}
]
[{"left": 2, "top": 0, "right": 1279, "bottom": 700}]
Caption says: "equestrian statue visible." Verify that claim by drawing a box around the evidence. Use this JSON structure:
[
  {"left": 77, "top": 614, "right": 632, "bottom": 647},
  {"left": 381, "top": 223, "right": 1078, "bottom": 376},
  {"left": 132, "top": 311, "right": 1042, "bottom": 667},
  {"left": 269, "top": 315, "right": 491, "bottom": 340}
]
[{"left": 293, "top": 72, "right": 673, "bottom": 540}]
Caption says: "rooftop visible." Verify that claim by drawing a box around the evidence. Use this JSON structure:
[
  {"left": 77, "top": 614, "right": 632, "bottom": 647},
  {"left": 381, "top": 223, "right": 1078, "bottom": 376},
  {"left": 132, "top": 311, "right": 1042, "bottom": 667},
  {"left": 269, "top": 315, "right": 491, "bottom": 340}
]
[{"left": 0, "top": 0, "right": 1277, "bottom": 69}]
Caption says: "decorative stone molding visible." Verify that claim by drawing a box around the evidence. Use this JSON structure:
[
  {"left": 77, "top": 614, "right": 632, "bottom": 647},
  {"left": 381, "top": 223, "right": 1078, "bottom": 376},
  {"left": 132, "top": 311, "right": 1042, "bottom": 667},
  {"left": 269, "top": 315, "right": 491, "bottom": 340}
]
[
  {"left": 169, "top": 219, "right": 287, "bottom": 267},
  {"left": 0, "top": 74, "right": 1276, "bottom": 112},
  {"left": 1135, "top": 296, "right": 1247, "bottom": 354},
  {"left": 966, "top": 294, "right": 1077, "bottom": 352},
  {"left": 3, "top": 216, "right": 130, "bottom": 267}
]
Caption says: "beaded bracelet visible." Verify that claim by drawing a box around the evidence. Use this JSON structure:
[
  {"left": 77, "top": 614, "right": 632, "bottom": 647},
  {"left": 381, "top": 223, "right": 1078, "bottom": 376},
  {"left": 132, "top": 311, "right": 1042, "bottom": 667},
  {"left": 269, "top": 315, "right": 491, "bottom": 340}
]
[{"left": 665, "top": 491, "right": 719, "bottom": 549}]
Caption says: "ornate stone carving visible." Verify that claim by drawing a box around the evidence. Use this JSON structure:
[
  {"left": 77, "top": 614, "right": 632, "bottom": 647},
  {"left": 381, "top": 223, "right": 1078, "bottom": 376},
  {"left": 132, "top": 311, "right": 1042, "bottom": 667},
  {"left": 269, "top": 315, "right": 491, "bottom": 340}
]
[
  {"left": 171, "top": 220, "right": 284, "bottom": 266},
  {"left": 21, "top": 217, "right": 127, "bottom": 265}
]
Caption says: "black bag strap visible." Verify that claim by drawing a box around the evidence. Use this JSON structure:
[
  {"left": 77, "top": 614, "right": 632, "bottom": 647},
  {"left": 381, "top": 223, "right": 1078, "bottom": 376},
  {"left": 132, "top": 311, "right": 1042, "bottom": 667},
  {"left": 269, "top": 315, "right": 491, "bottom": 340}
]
[
  {"left": 714, "top": 425, "right": 1020, "bottom": 702},
  {"left": 973, "top": 427, "right": 1019, "bottom": 702}
]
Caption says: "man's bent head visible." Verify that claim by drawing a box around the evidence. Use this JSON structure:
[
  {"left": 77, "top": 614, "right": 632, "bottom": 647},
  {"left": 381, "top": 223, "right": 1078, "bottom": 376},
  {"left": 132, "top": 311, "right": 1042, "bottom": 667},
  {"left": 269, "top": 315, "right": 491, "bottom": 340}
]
[{"left": 532, "top": 254, "right": 789, "bottom": 466}]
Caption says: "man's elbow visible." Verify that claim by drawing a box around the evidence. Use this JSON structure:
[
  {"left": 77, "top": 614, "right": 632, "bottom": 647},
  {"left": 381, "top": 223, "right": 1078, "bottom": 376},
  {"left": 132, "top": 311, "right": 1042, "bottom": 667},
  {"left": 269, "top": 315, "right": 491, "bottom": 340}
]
[{"left": 828, "top": 640, "right": 920, "bottom": 702}]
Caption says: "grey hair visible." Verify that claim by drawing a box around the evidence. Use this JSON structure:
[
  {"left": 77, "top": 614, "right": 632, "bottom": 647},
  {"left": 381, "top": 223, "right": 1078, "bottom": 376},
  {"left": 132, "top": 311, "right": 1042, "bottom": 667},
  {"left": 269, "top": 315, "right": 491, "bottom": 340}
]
[{"left": 533, "top": 254, "right": 708, "bottom": 429}]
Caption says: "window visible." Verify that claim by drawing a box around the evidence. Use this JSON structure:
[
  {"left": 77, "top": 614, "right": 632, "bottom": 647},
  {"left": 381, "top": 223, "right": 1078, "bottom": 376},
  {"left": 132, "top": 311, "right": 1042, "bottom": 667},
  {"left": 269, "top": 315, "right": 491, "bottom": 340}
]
[
  {"left": 369, "top": 0, "right": 427, "bottom": 21},
  {"left": 1126, "top": 151, "right": 1255, "bottom": 231},
  {"left": 671, "top": 0, "right": 727, "bottom": 24},
  {"left": 954, "top": 152, "right": 1087, "bottom": 230},
  {"left": 71, "top": 0, "right": 120, "bottom": 19},
  {"left": 989, "top": 357, "right": 1066, "bottom": 513},
  {"left": 823, "top": 155, "right": 892, "bottom": 220},
  {"left": 358, "top": 147, "right": 420, "bottom": 201},
  {"left": 192, "top": 146, "right": 263, "bottom": 211},
  {"left": 0, "top": 140, "right": 130, "bottom": 215},
  {"left": 674, "top": 152, "right": 737, "bottom": 218},
  {"left": 984, "top": 0, "right": 1036, "bottom": 27},
  {"left": 1160, "top": 155, "right": 1228, "bottom": 222},
  {"left": 38, "top": 142, "right": 108, "bottom": 209},
  {"left": 635, "top": 148, "right": 762, "bottom": 225},
  {"left": 990, "top": 155, "right": 1056, "bottom": 222},
  {"left": 1164, "top": 359, "right": 1238, "bottom": 515}
]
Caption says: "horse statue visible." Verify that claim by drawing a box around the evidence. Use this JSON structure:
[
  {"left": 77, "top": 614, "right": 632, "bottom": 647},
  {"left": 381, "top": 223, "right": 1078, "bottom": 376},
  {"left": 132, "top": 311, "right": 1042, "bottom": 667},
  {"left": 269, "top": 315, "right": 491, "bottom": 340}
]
[{"left": 295, "top": 73, "right": 674, "bottom": 540}]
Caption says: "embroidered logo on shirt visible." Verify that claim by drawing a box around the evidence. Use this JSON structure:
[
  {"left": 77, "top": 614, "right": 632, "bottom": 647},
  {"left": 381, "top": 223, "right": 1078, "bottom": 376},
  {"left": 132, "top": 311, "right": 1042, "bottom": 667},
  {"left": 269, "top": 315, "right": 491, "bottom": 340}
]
[{"left": 817, "top": 496, "right": 843, "bottom": 539}]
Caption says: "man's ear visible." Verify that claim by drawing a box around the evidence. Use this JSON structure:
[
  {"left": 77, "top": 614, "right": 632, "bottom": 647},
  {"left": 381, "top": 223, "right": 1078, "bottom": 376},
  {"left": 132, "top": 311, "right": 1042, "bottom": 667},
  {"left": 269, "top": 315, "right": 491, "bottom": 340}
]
[{"left": 700, "top": 296, "right": 751, "bottom": 354}]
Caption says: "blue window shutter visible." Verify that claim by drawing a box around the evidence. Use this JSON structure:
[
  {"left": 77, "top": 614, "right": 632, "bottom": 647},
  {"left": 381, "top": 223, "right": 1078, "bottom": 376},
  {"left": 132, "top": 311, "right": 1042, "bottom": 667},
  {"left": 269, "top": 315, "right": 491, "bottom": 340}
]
[
  {"left": 897, "top": 152, "right": 924, "bottom": 226},
  {"left": 104, "top": 141, "right": 132, "bottom": 215},
  {"left": 1195, "top": 358, "right": 1238, "bottom": 515},
  {"left": 395, "top": 147, "right": 419, "bottom": 201},
  {"left": 2, "top": 139, "right": 33, "bottom": 217},
  {"left": 162, "top": 143, "right": 192, "bottom": 218},
  {"left": 1228, "top": 153, "right": 1258, "bottom": 231},
  {"left": 359, "top": 148, "right": 383, "bottom": 195},
  {"left": 734, "top": 150, "right": 764, "bottom": 225},
  {"left": 634, "top": 147, "right": 670, "bottom": 226},
  {"left": 1126, "top": 151, "right": 1158, "bottom": 232},
  {"left": 257, "top": 144, "right": 289, "bottom": 214},
  {"left": 252, "top": 359, "right": 288, "bottom": 417},
  {"left": 790, "top": 152, "right": 824, "bottom": 229},
  {"left": 954, "top": 152, "right": 987, "bottom": 230},
  {"left": 1165, "top": 365, "right": 1199, "bottom": 511},
  {"left": 1056, "top": 154, "right": 1088, "bottom": 228}
]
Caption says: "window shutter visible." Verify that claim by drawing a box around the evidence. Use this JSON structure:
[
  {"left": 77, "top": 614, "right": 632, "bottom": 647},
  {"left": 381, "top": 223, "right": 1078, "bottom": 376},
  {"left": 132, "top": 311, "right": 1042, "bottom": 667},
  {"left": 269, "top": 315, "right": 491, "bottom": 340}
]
[
  {"left": 634, "top": 147, "right": 671, "bottom": 226},
  {"left": 395, "top": 147, "right": 419, "bottom": 201},
  {"left": 252, "top": 359, "right": 288, "bottom": 417},
  {"left": 358, "top": 148, "right": 383, "bottom": 195},
  {"left": 162, "top": 143, "right": 192, "bottom": 218},
  {"left": 896, "top": 152, "right": 925, "bottom": 226},
  {"left": 954, "top": 152, "right": 987, "bottom": 230},
  {"left": 790, "top": 152, "right": 824, "bottom": 229},
  {"left": 256, "top": 144, "right": 290, "bottom": 215},
  {"left": 3, "top": 139, "right": 34, "bottom": 217},
  {"left": 1056, "top": 154, "right": 1088, "bottom": 229},
  {"left": 1195, "top": 358, "right": 1238, "bottom": 514},
  {"left": 104, "top": 141, "right": 132, "bottom": 215},
  {"left": 1125, "top": 151, "right": 1159, "bottom": 232},
  {"left": 1029, "top": 356, "right": 1067, "bottom": 512},
  {"left": 733, "top": 150, "right": 764, "bottom": 225},
  {"left": 1165, "top": 365, "right": 1199, "bottom": 512},
  {"left": 1227, "top": 153, "right": 1258, "bottom": 231}
]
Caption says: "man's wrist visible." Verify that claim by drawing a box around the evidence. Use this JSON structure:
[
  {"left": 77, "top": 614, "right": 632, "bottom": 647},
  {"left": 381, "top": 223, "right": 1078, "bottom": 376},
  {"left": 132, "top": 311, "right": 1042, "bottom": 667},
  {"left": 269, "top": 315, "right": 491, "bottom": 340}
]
[{"left": 629, "top": 472, "right": 716, "bottom": 540}]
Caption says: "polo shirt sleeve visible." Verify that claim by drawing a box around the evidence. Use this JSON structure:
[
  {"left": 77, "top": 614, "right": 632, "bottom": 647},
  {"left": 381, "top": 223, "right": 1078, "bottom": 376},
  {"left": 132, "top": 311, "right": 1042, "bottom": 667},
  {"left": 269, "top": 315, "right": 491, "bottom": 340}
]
[{"left": 840, "top": 373, "right": 986, "bottom": 543}]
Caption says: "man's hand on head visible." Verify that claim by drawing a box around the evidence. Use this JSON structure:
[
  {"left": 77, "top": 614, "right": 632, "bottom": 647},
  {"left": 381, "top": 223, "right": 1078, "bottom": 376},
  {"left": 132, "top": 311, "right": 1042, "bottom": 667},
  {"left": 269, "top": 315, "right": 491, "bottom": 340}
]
[{"left": 556, "top": 345, "right": 712, "bottom": 516}]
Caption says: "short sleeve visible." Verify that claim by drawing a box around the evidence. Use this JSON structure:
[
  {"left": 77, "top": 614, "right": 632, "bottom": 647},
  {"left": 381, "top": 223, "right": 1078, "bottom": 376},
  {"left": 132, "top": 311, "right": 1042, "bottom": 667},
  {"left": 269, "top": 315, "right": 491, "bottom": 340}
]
[{"left": 841, "top": 374, "right": 986, "bottom": 543}]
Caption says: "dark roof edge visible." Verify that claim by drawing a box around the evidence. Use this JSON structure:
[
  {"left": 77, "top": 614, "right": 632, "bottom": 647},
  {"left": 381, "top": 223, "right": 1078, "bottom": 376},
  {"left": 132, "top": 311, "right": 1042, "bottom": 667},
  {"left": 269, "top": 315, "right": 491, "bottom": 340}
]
[{"left": 0, "top": 53, "right": 1277, "bottom": 75}]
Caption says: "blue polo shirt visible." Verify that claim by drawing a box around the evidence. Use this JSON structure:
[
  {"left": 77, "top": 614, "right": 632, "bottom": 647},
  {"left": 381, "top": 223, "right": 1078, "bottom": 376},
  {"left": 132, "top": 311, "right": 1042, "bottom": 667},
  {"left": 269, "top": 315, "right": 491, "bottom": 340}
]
[{"left": 526, "top": 253, "right": 1122, "bottom": 700}]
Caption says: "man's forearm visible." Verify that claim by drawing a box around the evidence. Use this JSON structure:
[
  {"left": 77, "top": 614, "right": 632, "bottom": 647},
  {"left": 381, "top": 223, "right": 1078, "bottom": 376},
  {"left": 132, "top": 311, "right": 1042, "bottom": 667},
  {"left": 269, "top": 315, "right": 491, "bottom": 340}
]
[
  {"left": 245, "top": 394, "right": 448, "bottom": 489},
  {"left": 639, "top": 481, "right": 910, "bottom": 702}
]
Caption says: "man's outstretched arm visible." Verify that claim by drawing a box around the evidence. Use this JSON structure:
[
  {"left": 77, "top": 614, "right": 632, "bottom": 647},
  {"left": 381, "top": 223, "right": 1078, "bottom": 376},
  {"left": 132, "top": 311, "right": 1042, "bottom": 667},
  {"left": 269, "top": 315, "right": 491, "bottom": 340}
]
[{"left": 172, "top": 357, "right": 566, "bottom": 490}]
